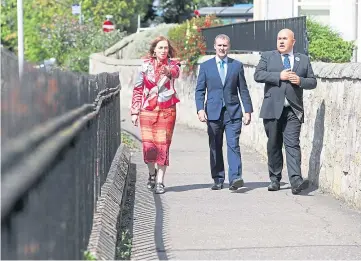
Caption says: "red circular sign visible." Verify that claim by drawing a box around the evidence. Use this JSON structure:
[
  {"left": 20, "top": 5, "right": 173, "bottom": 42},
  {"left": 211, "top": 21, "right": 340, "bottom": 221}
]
[{"left": 103, "top": 20, "right": 115, "bottom": 32}]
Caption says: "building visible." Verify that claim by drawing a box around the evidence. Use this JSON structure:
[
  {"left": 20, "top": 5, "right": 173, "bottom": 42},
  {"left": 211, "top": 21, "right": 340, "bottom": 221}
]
[
  {"left": 195, "top": 4, "right": 253, "bottom": 24},
  {"left": 253, "top": 0, "right": 361, "bottom": 62}
]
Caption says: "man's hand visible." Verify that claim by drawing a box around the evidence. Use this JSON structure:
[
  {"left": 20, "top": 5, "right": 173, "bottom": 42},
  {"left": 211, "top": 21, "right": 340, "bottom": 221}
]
[
  {"left": 288, "top": 72, "right": 301, "bottom": 86},
  {"left": 280, "top": 69, "right": 291, "bottom": 80},
  {"left": 243, "top": 112, "right": 251, "bottom": 125},
  {"left": 131, "top": 114, "right": 139, "bottom": 126},
  {"left": 197, "top": 110, "right": 207, "bottom": 122}
]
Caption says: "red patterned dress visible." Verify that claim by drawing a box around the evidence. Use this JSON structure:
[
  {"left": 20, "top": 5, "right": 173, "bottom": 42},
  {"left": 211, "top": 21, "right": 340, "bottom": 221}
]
[{"left": 130, "top": 58, "right": 181, "bottom": 166}]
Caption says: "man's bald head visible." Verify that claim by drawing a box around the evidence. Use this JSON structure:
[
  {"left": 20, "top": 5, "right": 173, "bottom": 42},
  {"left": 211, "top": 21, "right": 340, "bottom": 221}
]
[{"left": 277, "top": 28, "right": 296, "bottom": 54}]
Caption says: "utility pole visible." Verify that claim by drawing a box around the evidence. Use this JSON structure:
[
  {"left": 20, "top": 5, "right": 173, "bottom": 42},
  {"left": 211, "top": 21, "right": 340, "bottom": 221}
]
[
  {"left": 17, "top": 0, "right": 24, "bottom": 78},
  {"left": 79, "top": 2, "right": 82, "bottom": 24}
]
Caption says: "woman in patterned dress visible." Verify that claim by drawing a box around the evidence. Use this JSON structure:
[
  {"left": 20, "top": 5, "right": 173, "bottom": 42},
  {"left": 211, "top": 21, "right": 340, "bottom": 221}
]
[{"left": 130, "top": 36, "right": 181, "bottom": 194}]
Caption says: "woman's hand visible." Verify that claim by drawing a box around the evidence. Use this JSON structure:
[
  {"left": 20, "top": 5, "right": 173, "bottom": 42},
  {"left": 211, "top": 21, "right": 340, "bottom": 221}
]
[
  {"left": 131, "top": 114, "right": 139, "bottom": 126},
  {"left": 160, "top": 65, "right": 171, "bottom": 77}
]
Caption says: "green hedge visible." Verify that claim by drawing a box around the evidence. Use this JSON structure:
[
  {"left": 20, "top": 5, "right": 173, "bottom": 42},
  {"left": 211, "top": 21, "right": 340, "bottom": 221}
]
[{"left": 306, "top": 19, "right": 355, "bottom": 63}]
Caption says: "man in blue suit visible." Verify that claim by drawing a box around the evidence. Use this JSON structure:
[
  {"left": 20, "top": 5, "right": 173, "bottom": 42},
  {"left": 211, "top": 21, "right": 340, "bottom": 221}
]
[{"left": 195, "top": 34, "right": 254, "bottom": 191}]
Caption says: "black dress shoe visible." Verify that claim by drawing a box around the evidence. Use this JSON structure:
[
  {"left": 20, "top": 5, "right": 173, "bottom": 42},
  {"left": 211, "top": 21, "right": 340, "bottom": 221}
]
[
  {"left": 229, "top": 178, "right": 244, "bottom": 191},
  {"left": 268, "top": 181, "right": 280, "bottom": 191},
  {"left": 292, "top": 179, "right": 309, "bottom": 195},
  {"left": 211, "top": 183, "right": 223, "bottom": 190}
]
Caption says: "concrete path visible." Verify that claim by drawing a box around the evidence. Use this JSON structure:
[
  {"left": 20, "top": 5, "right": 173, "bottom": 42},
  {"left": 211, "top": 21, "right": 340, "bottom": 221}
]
[{"left": 121, "top": 109, "right": 361, "bottom": 260}]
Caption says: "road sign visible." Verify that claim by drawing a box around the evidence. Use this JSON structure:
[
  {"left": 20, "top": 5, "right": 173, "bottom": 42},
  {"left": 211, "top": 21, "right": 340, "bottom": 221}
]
[
  {"left": 72, "top": 4, "right": 81, "bottom": 15},
  {"left": 103, "top": 17, "right": 115, "bottom": 32}
]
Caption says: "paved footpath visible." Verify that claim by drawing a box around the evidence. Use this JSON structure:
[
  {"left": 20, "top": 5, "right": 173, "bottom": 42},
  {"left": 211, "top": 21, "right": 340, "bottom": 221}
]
[{"left": 121, "top": 109, "right": 361, "bottom": 260}]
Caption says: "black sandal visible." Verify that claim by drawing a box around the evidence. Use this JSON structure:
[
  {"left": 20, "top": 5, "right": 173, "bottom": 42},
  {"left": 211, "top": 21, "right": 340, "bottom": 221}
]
[{"left": 147, "top": 169, "right": 157, "bottom": 190}]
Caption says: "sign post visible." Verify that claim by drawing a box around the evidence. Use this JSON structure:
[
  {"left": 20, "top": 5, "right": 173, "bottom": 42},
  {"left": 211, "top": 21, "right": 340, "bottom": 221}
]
[{"left": 72, "top": 3, "right": 82, "bottom": 24}]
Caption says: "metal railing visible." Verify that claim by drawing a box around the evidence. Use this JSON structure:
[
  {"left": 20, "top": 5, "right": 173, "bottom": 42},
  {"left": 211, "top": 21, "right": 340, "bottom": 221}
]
[
  {"left": 201, "top": 16, "right": 308, "bottom": 55},
  {"left": 1, "top": 48, "right": 121, "bottom": 259}
]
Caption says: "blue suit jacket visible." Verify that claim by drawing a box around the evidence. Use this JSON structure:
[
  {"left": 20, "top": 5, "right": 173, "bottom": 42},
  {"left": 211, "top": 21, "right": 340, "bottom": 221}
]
[{"left": 195, "top": 57, "right": 253, "bottom": 121}]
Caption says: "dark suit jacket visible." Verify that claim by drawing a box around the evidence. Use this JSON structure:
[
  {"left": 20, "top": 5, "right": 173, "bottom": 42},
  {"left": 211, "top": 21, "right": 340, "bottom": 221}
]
[
  {"left": 254, "top": 50, "right": 317, "bottom": 123},
  {"left": 195, "top": 57, "right": 253, "bottom": 121}
]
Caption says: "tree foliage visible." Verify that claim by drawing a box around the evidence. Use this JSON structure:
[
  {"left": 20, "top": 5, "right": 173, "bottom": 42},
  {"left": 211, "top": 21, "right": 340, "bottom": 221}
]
[
  {"left": 159, "top": 0, "right": 194, "bottom": 23},
  {"left": 81, "top": 0, "right": 151, "bottom": 31},
  {"left": 168, "top": 14, "right": 222, "bottom": 73},
  {"left": 158, "top": 0, "right": 253, "bottom": 23},
  {"left": 194, "top": 0, "right": 253, "bottom": 7},
  {"left": 306, "top": 19, "right": 355, "bottom": 63},
  {"left": 41, "top": 17, "right": 124, "bottom": 72},
  {"left": 1, "top": 0, "right": 151, "bottom": 64},
  {"left": 1, "top": 0, "right": 72, "bottom": 62}
]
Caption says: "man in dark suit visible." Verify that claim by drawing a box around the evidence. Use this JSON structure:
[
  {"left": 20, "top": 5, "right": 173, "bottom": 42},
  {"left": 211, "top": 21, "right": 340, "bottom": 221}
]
[
  {"left": 195, "top": 34, "right": 253, "bottom": 191},
  {"left": 254, "top": 28, "right": 317, "bottom": 195}
]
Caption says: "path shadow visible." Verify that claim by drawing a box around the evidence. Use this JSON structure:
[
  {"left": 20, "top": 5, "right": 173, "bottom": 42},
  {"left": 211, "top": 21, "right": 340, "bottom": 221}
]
[
  {"left": 232, "top": 181, "right": 289, "bottom": 193},
  {"left": 305, "top": 100, "right": 326, "bottom": 195},
  {"left": 166, "top": 183, "right": 212, "bottom": 192},
  {"left": 167, "top": 182, "right": 289, "bottom": 193},
  {"left": 153, "top": 194, "right": 170, "bottom": 260}
]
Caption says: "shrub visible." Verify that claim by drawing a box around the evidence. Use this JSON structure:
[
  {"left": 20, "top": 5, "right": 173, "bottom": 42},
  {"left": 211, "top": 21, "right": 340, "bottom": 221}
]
[
  {"left": 306, "top": 19, "right": 355, "bottom": 63},
  {"left": 168, "top": 14, "right": 222, "bottom": 73},
  {"left": 41, "top": 16, "right": 125, "bottom": 72}
]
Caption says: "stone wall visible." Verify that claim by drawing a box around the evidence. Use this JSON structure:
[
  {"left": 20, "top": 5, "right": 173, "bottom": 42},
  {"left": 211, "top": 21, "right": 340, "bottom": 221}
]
[{"left": 89, "top": 52, "right": 361, "bottom": 209}]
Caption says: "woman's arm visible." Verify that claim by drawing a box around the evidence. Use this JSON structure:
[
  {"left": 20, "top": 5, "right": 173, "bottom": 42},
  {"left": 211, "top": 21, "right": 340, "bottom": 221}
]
[
  {"left": 168, "top": 60, "right": 181, "bottom": 79},
  {"left": 130, "top": 68, "right": 144, "bottom": 115}
]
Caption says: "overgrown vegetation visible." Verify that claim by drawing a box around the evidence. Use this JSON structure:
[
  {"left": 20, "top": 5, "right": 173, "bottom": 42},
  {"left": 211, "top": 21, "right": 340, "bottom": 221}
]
[
  {"left": 168, "top": 14, "right": 222, "bottom": 73},
  {"left": 121, "top": 131, "right": 138, "bottom": 149},
  {"left": 115, "top": 159, "right": 137, "bottom": 260},
  {"left": 116, "top": 230, "right": 133, "bottom": 260},
  {"left": 83, "top": 251, "right": 97, "bottom": 260},
  {"left": 1, "top": 0, "right": 152, "bottom": 70},
  {"left": 307, "top": 19, "right": 355, "bottom": 63},
  {"left": 41, "top": 17, "right": 124, "bottom": 72}
]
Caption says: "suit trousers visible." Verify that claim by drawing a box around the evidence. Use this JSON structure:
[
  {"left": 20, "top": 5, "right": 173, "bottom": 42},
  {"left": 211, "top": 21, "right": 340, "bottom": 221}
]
[
  {"left": 207, "top": 107, "right": 242, "bottom": 184},
  {"left": 263, "top": 106, "right": 303, "bottom": 187}
]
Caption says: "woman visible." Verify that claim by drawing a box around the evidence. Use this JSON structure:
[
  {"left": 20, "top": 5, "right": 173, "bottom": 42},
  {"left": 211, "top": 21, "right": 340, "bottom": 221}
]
[{"left": 130, "top": 36, "right": 180, "bottom": 194}]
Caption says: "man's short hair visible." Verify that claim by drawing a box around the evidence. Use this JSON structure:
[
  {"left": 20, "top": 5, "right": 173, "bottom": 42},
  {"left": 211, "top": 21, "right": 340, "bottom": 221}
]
[{"left": 214, "top": 34, "right": 231, "bottom": 44}]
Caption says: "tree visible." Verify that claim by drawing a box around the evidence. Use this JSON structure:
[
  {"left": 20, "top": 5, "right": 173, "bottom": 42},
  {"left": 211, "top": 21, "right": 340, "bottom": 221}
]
[
  {"left": 1, "top": 0, "right": 17, "bottom": 52},
  {"left": 41, "top": 18, "right": 124, "bottom": 72},
  {"left": 306, "top": 19, "right": 354, "bottom": 63},
  {"left": 1, "top": 0, "right": 151, "bottom": 63},
  {"left": 142, "top": 3, "right": 157, "bottom": 24},
  {"left": 158, "top": 0, "right": 253, "bottom": 23},
  {"left": 192, "top": 0, "right": 253, "bottom": 8},
  {"left": 159, "top": 0, "right": 194, "bottom": 23},
  {"left": 81, "top": 0, "right": 151, "bottom": 32},
  {"left": 1, "top": 0, "right": 73, "bottom": 62},
  {"left": 219, "top": 0, "right": 253, "bottom": 6}
]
